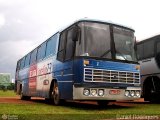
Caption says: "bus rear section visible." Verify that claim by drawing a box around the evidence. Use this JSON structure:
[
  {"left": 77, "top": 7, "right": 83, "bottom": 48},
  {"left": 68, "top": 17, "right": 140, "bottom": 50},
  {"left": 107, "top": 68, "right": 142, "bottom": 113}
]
[{"left": 15, "top": 19, "right": 141, "bottom": 106}]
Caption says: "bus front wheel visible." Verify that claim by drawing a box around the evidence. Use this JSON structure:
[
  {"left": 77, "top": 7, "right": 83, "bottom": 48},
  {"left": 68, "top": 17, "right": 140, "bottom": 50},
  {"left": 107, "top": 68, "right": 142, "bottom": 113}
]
[
  {"left": 51, "top": 81, "right": 64, "bottom": 105},
  {"left": 144, "top": 78, "right": 160, "bottom": 103}
]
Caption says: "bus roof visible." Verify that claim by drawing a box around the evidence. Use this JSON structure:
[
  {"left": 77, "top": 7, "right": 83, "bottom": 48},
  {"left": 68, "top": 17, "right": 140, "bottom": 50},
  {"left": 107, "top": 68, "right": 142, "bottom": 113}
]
[
  {"left": 137, "top": 34, "right": 160, "bottom": 44},
  {"left": 17, "top": 19, "right": 135, "bottom": 62},
  {"left": 59, "top": 18, "right": 134, "bottom": 33}
]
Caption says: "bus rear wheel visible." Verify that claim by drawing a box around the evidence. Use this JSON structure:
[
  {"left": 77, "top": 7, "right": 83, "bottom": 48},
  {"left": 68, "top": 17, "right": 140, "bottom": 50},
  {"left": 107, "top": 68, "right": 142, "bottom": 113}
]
[{"left": 20, "top": 89, "right": 31, "bottom": 100}]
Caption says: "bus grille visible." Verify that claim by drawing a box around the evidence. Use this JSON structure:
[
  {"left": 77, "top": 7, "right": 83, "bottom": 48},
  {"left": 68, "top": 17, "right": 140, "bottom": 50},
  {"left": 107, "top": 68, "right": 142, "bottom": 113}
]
[{"left": 84, "top": 68, "right": 140, "bottom": 84}]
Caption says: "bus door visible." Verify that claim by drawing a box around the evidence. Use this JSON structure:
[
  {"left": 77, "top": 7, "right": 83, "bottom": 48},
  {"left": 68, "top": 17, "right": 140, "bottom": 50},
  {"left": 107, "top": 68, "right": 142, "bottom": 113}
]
[{"left": 56, "top": 26, "right": 78, "bottom": 99}]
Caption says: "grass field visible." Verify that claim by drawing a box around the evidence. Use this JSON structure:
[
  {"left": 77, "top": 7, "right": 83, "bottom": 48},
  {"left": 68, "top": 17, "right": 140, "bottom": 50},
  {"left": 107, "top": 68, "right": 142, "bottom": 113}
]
[
  {"left": 0, "top": 90, "right": 17, "bottom": 97},
  {"left": 0, "top": 90, "right": 160, "bottom": 120}
]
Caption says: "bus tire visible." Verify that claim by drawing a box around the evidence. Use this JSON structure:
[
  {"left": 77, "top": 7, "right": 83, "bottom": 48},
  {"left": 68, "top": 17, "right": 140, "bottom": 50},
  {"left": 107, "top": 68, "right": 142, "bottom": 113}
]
[
  {"left": 144, "top": 78, "right": 160, "bottom": 103},
  {"left": 51, "top": 81, "right": 64, "bottom": 105},
  {"left": 20, "top": 90, "right": 25, "bottom": 100},
  {"left": 45, "top": 98, "right": 51, "bottom": 103},
  {"left": 97, "top": 100, "right": 109, "bottom": 107},
  {"left": 20, "top": 89, "right": 31, "bottom": 100}
]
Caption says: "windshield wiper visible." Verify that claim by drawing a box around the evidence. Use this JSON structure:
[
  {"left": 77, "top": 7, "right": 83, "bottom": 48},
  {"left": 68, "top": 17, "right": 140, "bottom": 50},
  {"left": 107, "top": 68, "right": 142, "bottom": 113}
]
[
  {"left": 100, "top": 49, "right": 130, "bottom": 62},
  {"left": 100, "top": 49, "right": 111, "bottom": 58},
  {"left": 115, "top": 50, "right": 129, "bottom": 61}
]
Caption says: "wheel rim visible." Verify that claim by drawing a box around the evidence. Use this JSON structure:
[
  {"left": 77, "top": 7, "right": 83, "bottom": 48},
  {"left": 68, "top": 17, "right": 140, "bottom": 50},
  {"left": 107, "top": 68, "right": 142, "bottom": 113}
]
[{"left": 53, "top": 83, "right": 60, "bottom": 105}]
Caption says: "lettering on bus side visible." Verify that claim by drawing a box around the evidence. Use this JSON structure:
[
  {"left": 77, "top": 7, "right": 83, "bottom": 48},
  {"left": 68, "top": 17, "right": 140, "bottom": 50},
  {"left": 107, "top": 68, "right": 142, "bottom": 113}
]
[
  {"left": 37, "top": 63, "right": 52, "bottom": 76},
  {"left": 29, "top": 64, "right": 37, "bottom": 93}
]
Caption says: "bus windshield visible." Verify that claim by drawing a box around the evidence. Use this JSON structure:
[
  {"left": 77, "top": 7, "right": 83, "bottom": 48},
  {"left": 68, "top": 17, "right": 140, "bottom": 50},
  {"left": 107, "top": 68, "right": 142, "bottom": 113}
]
[
  {"left": 75, "top": 21, "right": 137, "bottom": 62},
  {"left": 113, "top": 26, "right": 137, "bottom": 61}
]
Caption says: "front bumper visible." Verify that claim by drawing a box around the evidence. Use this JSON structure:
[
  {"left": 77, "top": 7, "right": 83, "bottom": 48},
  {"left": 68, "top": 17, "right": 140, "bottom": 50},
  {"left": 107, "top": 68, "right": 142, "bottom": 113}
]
[{"left": 73, "top": 86, "right": 141, "bottom": 101}]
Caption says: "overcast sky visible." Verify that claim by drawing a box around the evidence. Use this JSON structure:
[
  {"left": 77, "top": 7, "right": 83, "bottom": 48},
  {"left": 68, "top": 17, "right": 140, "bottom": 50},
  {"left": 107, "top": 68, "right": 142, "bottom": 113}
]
[{"left": 0, "top": 0, "right": 160, "bottom": 79}]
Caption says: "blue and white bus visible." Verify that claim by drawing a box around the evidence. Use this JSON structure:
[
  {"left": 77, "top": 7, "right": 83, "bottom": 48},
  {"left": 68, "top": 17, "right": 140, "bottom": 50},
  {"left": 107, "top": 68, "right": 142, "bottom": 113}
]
[{"left": 15, "top": 19, "right": 141, "bottom": 106}]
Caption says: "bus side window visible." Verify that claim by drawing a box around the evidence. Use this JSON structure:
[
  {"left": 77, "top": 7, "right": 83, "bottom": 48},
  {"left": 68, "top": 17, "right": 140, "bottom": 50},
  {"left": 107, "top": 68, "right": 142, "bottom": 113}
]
[
  {"left": 143, "top": 40, "right": 154, "bottom": 59},
  {"left": 65, "top": 27, "right": 75, "bottom": 60},
  {"left": 24, "top": 53, "right": 31, "bottom": 67},
  {"left": 46, "top": 34, "right": 58, "bottom": 57},
  {"left": 155, "top": 42, "right": 160, "bottom": 68},
  {"left": 37, "top": 42, "right": 46, "bottom": 61},
  {"left": 137, "top": 43, "right": 143, "bottom": 60},
  {"left": 156, "top": 42, "right": 160, "bottom": 54},
  {"left": 16, "top": 60, "right": 21, "bottom": 71},
  {"left": 57, "top": 31, "right": 67, "bottom": 62},
  {"left": 30, "top": 49, "right": 37, "bottom": 65},
  {"left": 20, "top": 57, "right": 25, "bottom": 69}
]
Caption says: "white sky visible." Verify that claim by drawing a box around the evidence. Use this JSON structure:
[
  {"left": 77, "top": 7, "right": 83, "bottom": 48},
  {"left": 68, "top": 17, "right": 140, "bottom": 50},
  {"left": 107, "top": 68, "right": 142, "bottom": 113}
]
[
  {"left": 0, "top": 0, "right": 160, "bottom": 78},
  {"left": 28, "top": 0, "right": 160, "bottom": 41}
]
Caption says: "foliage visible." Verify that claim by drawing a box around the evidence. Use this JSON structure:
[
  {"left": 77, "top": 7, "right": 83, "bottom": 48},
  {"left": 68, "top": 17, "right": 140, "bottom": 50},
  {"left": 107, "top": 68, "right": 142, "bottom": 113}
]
[
  {"left": 0, "top": 73, "right": 12, "bottom": 91},
  {"left": 0, "top": 74, "right": 11, "bottom": 84},
  {"left": 0, "top": 83, "right": 15, "bottom": 90}
]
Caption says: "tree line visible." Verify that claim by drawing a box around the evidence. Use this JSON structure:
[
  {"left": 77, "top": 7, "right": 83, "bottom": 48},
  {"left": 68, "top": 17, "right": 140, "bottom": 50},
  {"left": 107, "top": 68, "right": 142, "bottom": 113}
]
[{"left": 0, "top": 83, "right": 15, "bottom": 91}]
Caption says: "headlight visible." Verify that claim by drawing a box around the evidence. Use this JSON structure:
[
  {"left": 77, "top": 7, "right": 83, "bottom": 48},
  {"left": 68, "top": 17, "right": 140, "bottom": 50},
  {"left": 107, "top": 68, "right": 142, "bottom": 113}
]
[
  {"left": 125, "top": 90, "right": 130, "bottom": 97},
  {"left": 98, "top": 89, "right": 104, "bottom": 96},
  {"left": 83, "top": 89, "right": 90, "bottom": 96},
  {"left": 135, "top": 91, "right": 141, "bottom": 97},
  {"left": 91, "top": 89, "right": 97, "bottom": 96},
  {"left": 130, "top": 91, "right": 135, "bottom": 97}
]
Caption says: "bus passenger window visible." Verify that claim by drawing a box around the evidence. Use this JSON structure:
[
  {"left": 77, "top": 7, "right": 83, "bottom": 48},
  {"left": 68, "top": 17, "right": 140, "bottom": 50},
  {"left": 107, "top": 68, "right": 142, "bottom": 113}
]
[
  {"left": 155, "top": 42, "right": 160, "bottom": 68},
  {"left": 16, "top": 60, "right": 21, "bottom": 71},
  {"left": 25, "top": 53, "right": 31, "bottom": 67},
  {"left": 156, "top": 42, "right": 160, "bottom": 54},
  {"left": 30, "top": 49, "right": 37, "bottom": 65},
  {"left": 37, "top": 42, "right": 46, "bottom": 61},
  {"left": 20, "top": 57, "right": 25, "bottom": 69},
  {"left": 137, "top": 43, "right": 143, "bottom": 60},
  {"left": 46, "top": 34, "right": 58, "bottom": 57},
  {"left": 143, "top": 40, "right": 154, "bottom": 59}
]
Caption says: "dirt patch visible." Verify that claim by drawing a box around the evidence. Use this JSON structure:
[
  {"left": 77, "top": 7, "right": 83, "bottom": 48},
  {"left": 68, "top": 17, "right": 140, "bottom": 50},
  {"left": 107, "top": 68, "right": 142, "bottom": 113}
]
[
  {"left": 113, "top": 98, "right": 146, "bottom": 107},
  {"left": 0, "top": 97, "right": 44, "bottom": 104}
]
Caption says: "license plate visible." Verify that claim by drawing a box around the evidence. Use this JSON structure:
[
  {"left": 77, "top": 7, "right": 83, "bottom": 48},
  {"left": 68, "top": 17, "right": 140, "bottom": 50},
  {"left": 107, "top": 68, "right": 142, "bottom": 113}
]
[{"left": 109, "top": 90, "right": 121, "bottom": 95}]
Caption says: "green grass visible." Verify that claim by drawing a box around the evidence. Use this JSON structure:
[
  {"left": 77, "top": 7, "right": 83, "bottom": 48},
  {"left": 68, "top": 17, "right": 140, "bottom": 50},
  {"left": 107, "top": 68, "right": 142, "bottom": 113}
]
[
  {"left": 0, "top": 90, "right": 17, "bottom": 97},
  {"left": 0, "top": 101, "right": 160, "bottom": 120},
  {"left": 0, "top": 90, "right": 160, "bottom": 120}
]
